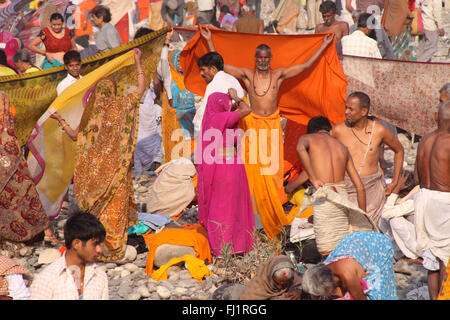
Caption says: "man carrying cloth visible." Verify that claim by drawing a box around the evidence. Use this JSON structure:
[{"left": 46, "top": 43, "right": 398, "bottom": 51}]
[
  {"left": 295, "top": 116, "right": 377, "bottom": 256},
  {"left": 331, "top": 92, "right": 404, "bottom": 227},
  {"left": 199, "top": 27, "right": 334, "bottom": 239},
  {"left": 415, "top": 100, "right": 450, "bottom": 300}
]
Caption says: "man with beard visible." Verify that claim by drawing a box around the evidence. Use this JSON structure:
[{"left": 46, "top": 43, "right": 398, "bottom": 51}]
[
  {"left": 199, "top": 27, "right": 334, "bottom": 240},
  {"left": 315, "top": 1, "right": 349, "bottom": 59},
  {"left": 330, "top": 91, "right": 404, "bottom": 227}
]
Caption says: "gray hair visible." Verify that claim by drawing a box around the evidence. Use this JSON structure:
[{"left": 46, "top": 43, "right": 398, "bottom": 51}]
[
  {"left": 438, "top": 100, "right": 450, "bottom": 120},
  {"left": 440, "top": 82, "right": 450, "bottom": 96},
  {"left": 13, "top": 50, "right": 33, "bottom": 64},
  {"left": 302, "top": 264, "right": 336, "bottom": 297},
  {"left": 352, "top": 9, "right": 363, "bottom": 19}
]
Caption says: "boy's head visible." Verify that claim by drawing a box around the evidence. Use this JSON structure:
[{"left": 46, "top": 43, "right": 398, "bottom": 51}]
[
  {"left": 64, "top": 212, "right": 106, "bottom": 262},
  {"left": 63, "top": 50, "right": 82, "bottom": 78}
]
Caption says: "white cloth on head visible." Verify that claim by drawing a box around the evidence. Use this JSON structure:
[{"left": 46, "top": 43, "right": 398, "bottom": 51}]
[
  {"left": 193, "top": 71, "right": 245, "bottom": 138},
  {"left": 414, "top": 188, "right": 450, "bottom": 265}
]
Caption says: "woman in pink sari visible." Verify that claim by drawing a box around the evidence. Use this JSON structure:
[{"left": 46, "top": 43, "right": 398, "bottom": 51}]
[{"left": 196, "top": 89, "right": 255, "bottom": 256}]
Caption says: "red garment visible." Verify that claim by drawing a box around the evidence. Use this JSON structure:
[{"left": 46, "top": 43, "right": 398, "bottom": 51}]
[
  {"left": 42, "top": 27, "right": 72, "bottom": 53},
  {"left": 408, "top": 0, "right": 415, "bottom": 11}
]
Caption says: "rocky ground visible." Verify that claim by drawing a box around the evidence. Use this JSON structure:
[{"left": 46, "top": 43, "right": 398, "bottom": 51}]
[{"left": 0, "top": 133, "right": 432, "bottom": 300}]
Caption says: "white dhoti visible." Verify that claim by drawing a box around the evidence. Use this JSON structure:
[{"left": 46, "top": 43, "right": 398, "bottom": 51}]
[
  {"left": 311, "top": 183, "right": 378, "bottom": 255},
  {"left": 414, "top": 188, "right": 450, "bottom": 268}
]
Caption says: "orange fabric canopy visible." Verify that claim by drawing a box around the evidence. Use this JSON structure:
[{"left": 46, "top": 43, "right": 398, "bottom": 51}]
[{"left": 180, "top": 27, "right": 347, "bottom": 172}]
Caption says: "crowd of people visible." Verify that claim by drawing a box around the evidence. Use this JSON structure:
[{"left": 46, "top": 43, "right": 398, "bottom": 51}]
[{"left": 0, "top": 0, "right": 448, "bottom": 301}]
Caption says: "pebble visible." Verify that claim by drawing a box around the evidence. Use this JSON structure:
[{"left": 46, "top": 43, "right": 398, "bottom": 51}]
[
  {"left": 156, "top": 285, "right": 171, "bottom": 299},
  {"left": 0, "top": 136, "right": 430, "bottom": 300}
]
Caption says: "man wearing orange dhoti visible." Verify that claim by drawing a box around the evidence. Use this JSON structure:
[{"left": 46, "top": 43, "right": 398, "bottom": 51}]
[{"left": 180, "top": 27, "right": 345, "bottom": 240}]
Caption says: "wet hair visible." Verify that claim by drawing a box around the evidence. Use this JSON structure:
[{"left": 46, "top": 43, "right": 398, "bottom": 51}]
[
  {"left": 64, "top": 211, "right": 106, "bottom": 249},
  {"left": 357, "top": 12, "right": 372, "bottom": 28},
  {"left": 197, "top": 52, "right": 224, "bottom": 71},
  {"left": 302, "top": 264, "right": 337, "bottom": 297},
  {"left": 13, "top": 50, "right": 33, "bottom": 64},
  {"left": 307, "top": 116, "right": 332, "bottom": 134},
  {"left": 91, "top": 5, "right": 112, "bottom": 23},
  {"left": 50, "top": 12, "right": 64, "bottom": 22},
  {"left": 134, "top": 27, "right": 155, "bottom": 40},
  {"left": 63, "top": 50, "right": 81, "bottom": 65},
  {"left": 319, "top": 1, "right": 337, "bottom": 14},
  {"left": 348, "top": 91, "right": 371, "bottom": 112},
  {"left": 255, "top": 44, "right": 272, "bottom": 56}
]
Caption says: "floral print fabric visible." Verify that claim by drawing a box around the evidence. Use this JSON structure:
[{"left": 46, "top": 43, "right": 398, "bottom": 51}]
[
  {"left": 0, "top": 92, "right": 49, "bottom": 242},
  {"left": 74, "top": 79, "right": 140, "bottom": 261},
  {"left": 324, "top": 231, "right": 398, "bottom": 300}
]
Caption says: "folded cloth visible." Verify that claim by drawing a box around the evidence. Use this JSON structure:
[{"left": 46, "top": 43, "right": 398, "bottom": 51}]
[
  {"left": 151, "top": 254, "right": 213, "bottom": 282},
  {"left": 143, "top": 225, "right": 212, "bottom": 275},
  {"left": 137, "top": 212, "right": 179, "bottom": 231},
  {"left": 414, "top": 188, "right": 450, "bottom": 265},
  {"left": 145, "top": 158, "right": 197, "bottom": 217},
  {"left": 289, "top": 218, "right": 315, "bottom": 243},
  {"left": 310, "top": 183, "right": 378, "bottom": 255}
]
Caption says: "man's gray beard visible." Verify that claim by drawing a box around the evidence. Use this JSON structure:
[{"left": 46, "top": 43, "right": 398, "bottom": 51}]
[{"left": 257, "top": 64, "right": 270, "bottom": 71}]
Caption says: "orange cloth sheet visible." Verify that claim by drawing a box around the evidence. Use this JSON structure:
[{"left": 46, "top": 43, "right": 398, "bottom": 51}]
[
  {"left": 180, "top": 28, "right": 346, "bottom": 239},
  {"left": 180, "top": 27, "right": 346, "bottom": 173},
  {"left": 143, "top": 226, "right": 212, "bottom": 275}
]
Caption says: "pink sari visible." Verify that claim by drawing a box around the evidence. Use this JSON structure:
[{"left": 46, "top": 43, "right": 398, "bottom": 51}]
[{"left": 195, "top": 92, "right": 254, "bottom": 256}]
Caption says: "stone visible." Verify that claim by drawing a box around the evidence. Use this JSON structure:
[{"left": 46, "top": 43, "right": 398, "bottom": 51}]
[
  {"left": 123, "top": 263, "right": 140, "bottom": 273},
  {"left": 105, "top": 263, "right": 117, "bottom": 269},
  {"left": 37, "top": 248, "right": 61, "bottom": 265},
  {"left": 120, "top": 270, "right": 131, "bottom": 278},
  {"left": 124, "top": 245, "right": 137, "bottom": 261},
  {"left": 156, "top": 285, "right": 171, "bottom": 299},
  {"left": 174, "top": 287, "right": 188, "bottom": 295},
  {"left": 178, "top": 269, "right": 193, "bottom": 280},
  {"left": 138, "top": 286, "right": 151, "bottom": 298},
  {"left": 154, "top": 244, "right": 195, "bottom": 268},
  {"left": 168, "top": 272, "right": 180, "bottom": 281},
  {"left": 127, "top": 293, "right": 142, "bottom": 300},
  {"left": 397, "top": 133, "right": 412, "bottom": 151},
  {"left": 19, "top": 247, "right": 31, "bottom": 257}
]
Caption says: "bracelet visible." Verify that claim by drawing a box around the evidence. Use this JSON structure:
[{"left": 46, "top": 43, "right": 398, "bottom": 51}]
[{"left": 137, "top": 71, "right": 145, "bottom": 77}]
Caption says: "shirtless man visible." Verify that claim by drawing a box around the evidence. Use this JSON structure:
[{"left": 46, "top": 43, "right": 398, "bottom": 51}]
[
  {"left": 315, "top": 1, "right": 349, "bottom": 59},
  {"left": 199, "top": 27, "right": 334, "bottom": 118},
  {"left": 294, "top": 116, "right": 376, "bottom": 256},
  {"left": 331, "top": 91, "right": 404, "bottom": 226},
  {"left": 414, "top": 100, "right": 450, "bottom": 300},
  {"left": 199, "top": 27, "right": 334, "bottom": 239},
  {"left": 296, "top": 116, "right": 366, "bottom": 211}
]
